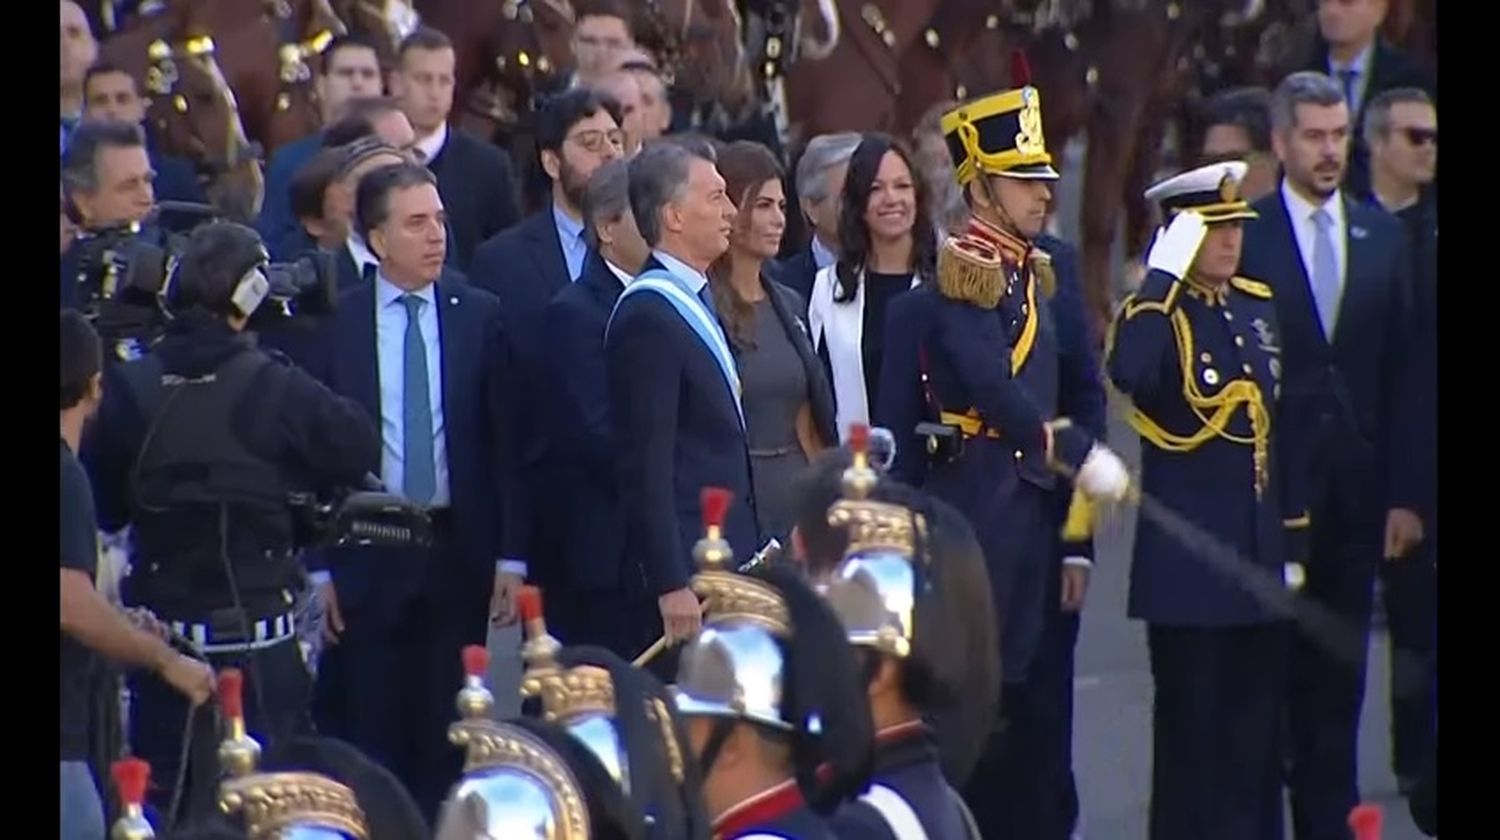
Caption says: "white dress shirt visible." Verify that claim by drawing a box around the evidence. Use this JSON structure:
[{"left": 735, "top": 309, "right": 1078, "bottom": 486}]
[
  {"left": 649, "top": 249, "right": 710, "bottom": 293},
  {"left": 374, "top": 274, "right": 449, "bottom": 508},
  {"left": 414, "top": 122, "right": 449, "bottom": 165},
  {"left": 346, "top": 234, "right": 379, "bottom": 278},
  {"left": 1280, "top": 179, "right": 1348, "bottom": 305},
  {"left": 604, "top": 258, "right": 634, "bottom": 287},
  {"left": 811, "top": 235, "right": 837, "bottom": 271}
]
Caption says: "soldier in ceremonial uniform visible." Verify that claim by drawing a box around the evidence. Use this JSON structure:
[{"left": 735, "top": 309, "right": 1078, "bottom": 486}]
[
  {"left": 795, "top": 426, "right": 991, "bottom": 839},
  {"left": 874, "top": 63, "right": 1131, "bottom": 837},
  {"left": 668, "top": 487, "right": 875, "bottom": 839},
  {"left": 441, "top": 604, "right": 709, "bottom": 840},
  {"left": 1106, "top": 161, "right": 1310, "bottom": 840}
]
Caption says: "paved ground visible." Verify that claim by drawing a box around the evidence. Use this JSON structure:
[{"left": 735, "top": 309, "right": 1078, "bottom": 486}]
[{"left": 481, "top": 136, "right": 1429, "bottom": 838}]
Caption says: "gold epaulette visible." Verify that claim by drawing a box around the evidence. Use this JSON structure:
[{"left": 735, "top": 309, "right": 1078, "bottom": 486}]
[
  {"left": 1030, "top": 248, "right": 1057, "bottom": 299},
  {"left": 1230, "top": 277, "right": 1273, "bottom": 299},
  {"left": 936, "top": 234, "right": 1004, "bottom": 309}
]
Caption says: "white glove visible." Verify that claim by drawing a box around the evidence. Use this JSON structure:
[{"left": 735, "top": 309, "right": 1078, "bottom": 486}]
[
  {"left": 1145, "top": 210, "right": 1208, "bottom": 281},
  {"left": 1077, "top": 444, "right": 1130, "bottom": 502}
]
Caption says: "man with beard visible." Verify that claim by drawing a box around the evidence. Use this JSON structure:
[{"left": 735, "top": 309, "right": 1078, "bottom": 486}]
[
  {"left": 1240, "top": 71, "right": 1420, "bottom": 840},
  {"left": 469, "top": 88, "right": 625, "bottom": 618}
]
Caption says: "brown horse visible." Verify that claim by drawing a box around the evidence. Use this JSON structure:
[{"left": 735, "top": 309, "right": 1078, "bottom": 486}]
[
  {"left": 100, "top": 2, "right": 265, "bottom": 222},
  {"left": 332, "top": 0, "right": 422, "bottom": 64}
]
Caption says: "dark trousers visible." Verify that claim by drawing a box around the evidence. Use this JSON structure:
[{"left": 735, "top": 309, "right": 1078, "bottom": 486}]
[
  {"left": 1148, "top": 623, "right": 1288, "bottom": 840},
  {"left": 1379, "top": 545, "right": 1437, "bottom": 781},
  {"left": 130, "top": 635, "right": 311, "bottom": 821},
  {"left": 962, "top": 566, "right": 1083, "bottom": 840},
  {"left": 545, "top": 582, "right": 658, "bottom": 663},
  {"left": 1289, "top": 502, "right": 1379, "bottom": 840}
]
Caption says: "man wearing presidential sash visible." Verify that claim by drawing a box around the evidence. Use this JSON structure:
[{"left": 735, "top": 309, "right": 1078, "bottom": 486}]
[{"left": 605, "top": 140, "right": 762, "bottom": 674}]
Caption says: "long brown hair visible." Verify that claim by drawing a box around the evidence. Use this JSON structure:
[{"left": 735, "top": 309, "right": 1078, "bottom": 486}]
[{"left": 709, "top": 140, "right": 785, "bottom": 350}]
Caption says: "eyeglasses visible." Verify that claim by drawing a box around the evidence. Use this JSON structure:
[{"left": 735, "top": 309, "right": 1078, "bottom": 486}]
[
  {"left": 1401, "top": 127, "right": 1438, "bottom": 146},
  {"left": 568, "top": 129, "right": 625, "bottom": 154}
]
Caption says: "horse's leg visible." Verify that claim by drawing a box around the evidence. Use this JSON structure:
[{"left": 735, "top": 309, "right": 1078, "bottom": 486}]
[{"left": 1079, "top": 92, "right": 1148, "bottom": 339}]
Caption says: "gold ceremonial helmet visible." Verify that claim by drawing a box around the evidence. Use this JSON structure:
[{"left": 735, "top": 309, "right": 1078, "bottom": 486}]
[
  {"left": 817, "top": 424, "right": 924, "bottom": 658},
  {"left": 214, "top": 669, "right": 369, "bottom": 840},
  {"left": 515, "top": 589, "right": 632, "bottom": 793},
  {"left": 670, "top": 487, "right": 796, "bottom": 731},
  {"left": 446, "top": 646, "right": 592, "bottom": 840},
  {"left": 940, "top": 50, "right": 1060, "bottom": 185}
]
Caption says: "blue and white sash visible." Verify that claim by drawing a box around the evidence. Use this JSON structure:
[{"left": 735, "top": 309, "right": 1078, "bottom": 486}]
[{"left": 608, "top": 269, "right": 745, "bottom": 427}]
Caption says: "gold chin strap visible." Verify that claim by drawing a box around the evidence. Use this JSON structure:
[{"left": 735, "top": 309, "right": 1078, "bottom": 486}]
[{"left": 1109, "top": 307, "right": 1271, "bottom": 497}]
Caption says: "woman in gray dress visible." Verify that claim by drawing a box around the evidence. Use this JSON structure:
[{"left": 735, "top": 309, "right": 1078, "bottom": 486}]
[{"left": 708, "top": 141, "right": 838, "bottom": 539}]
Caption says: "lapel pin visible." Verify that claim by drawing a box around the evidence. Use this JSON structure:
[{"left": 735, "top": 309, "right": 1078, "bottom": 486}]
[
  {"left": 1351, "top": 225, "right": 1368, "bottom": 240},
  {"left": 449, "top": 296, "right": 459, "bottom": 305}
]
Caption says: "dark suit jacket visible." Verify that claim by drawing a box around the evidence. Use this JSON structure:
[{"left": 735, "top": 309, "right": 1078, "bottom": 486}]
[
  {"left": 605, "top": 255, "right": 760, "bottom": 595},
  {"left": 541, "top": 251, "right": 629, "bottom": 592},
  {"left": 256, "top": 132, "right": 323, "bottom": 261},
  {"left": 1241, "top": 188, "right": 1420, "bottom": 527},
  {"left": 469, "top": 207, "right": 573, "bottom": 569},
  {"left": 1302, "top": 38, "right": 1435, "bottom": 197},
  {"left": 150, "top": 151, "right": 208, "bottom": 234},
  {"left": 427, "top": 129, "right": 521, "bottom": 271},
  {"left": 306, "top": 275, "right": 528, "bottom": 621},
  {"left": 759, "top": 275, "right": 838, "bottom": 446},
  {"left": 770, "top": 244, "right": 820, "bottom": 304}
]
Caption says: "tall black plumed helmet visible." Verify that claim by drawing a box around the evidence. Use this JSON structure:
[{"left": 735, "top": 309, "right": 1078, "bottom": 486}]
[
  {"left": 556, "top": 646, "right": 713, "bottom": 840},
  {"left": 746, "top": 563, "right": 876, "bottom": 812},
  {"left": 262, "top": 736, "right": 430, "bottom": 840},
  {"left": 165, "top": 222, "right": 268, "bottom": 320}
]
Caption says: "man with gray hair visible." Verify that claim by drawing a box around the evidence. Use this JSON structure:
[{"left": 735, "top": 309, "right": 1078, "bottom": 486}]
[
  {"left": 1240, "top": 70, "right": 1423, "bottom": 840},
  {"left": 539, "top": 160, "right": 652, "bottom": 652},
  {"left": 776, "top": 132, "right": 862, "bottom": 299},
  {"left": 1362, "top": 85, "right": 1437, "bottom": 800},
  {"left": 604, "top": 141, "right": 758, "bottom": 674}
]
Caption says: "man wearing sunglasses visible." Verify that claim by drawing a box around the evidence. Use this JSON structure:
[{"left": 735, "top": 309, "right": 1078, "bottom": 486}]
[{"left": 1363, "top": 85, "right": 1438, "bottom": 802}]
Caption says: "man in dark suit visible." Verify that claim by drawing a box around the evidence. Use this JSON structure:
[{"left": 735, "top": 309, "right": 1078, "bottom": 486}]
[
  {"left": 1241, "top": 71, "right": 1422, "bottom": 840},
  {"left": 1300, "top": 0, "right": 1435, "bottom": 197},
  {"left": 257, "top": 35, "right": 385, "bottom": 260},
  {"left": 80, "top": 62, "right": 207, "bottom": 234},
  {"left": 470, "top": 89, "right": 625, "bottom": 604},
  {"left": 606, "top": 141, "right": 759, "bottom": 663},
  {"left": 1360, "top": 86, "right": 1437, "bottom": 795},
  {"left": 306, "top": 162, "right": 527, "bottom": 821},
  {"left": 392, "top": 28, "right": 521, "bottom": 270},
  {"left": 776, "top": 132, "right": 861, "bottom": 300},
  {"left": 539, "top": 159, "right": 652, "bottom": 653}
]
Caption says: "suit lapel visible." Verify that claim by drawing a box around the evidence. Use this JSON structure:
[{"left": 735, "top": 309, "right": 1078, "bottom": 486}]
[
  {"left": 345, "top": 285, "right": 381, "bottom": 421},
  {"left": 1266, "top": 193, "right": 1331, "bottom": 351},
  {"left": 1334, "top": 199, "right": 1375, "bottom": 351},
  {"left": 582, "top": 252, "right": 623, "bottom": 311},
  {"left": 436, "top": 278, "right": 466, "bottom": 435},
  {"left": 526, "top": 209, "right": 570, "bottom": 297}
]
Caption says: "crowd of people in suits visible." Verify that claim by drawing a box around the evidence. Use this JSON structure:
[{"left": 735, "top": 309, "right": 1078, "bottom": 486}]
[{"left": 60, "top": 0, "right": 1437, "bottom": 838}]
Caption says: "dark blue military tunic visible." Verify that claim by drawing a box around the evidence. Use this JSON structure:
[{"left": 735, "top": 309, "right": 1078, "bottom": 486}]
[
  {"left": 829, "top": 721, "right": 974, "bottom": 840},
  {"left": 712, "top": 780, "right": 835, "bottom": 840},
  {"left": 1107, "top": 270, "right": 1309, "bottom": 626}
]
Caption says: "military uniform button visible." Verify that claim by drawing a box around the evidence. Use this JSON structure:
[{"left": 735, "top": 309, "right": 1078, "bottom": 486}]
[{"left": 1234, "top": 335, "right": 1245, "bottom": 347}]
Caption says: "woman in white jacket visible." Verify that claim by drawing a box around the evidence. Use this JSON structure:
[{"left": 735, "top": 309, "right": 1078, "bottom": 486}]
[{"left": 807, "top": 134, "right": 937, "bottom": 439}]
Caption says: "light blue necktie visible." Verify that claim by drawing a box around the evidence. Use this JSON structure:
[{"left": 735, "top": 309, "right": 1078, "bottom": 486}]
[
  {"left": 400, "top": 294, "right": 436, "bottom": 504},
  {"left": 1310, "top": 209, "right": 1341, "bottom": 340}
]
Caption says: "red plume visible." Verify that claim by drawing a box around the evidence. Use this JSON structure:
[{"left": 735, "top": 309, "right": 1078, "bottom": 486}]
[
  {"left": 462, "top": 644, "right": 490, "bottom": 678},
  {"left": 518, "top": 585, "right": 543, "bottom": 623},
  {"left": 848, "top": 423, "right": 870, "bottom": 455},
  {"left": 111, "top": 757, "right": 150, "bottom": 807},
  {"left": 218, "top": 668, "right": 244, "bottom": 720},
  {"left": 701, "top": 487, "right": 733, "bottom": 529},
  {"left": 1348, "top": 804, "right": 1383, "bottom": 840},
  {"left": 1010, "top": 49, "right": 1032, "bottom": 87}
]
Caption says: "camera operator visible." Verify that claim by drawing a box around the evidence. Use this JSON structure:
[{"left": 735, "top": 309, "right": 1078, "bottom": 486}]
[
  {"left": 82, "top": 221, "right": 380, "bottom": 814},
  {"left": 60, "top": 119, "right": 159, "bottom": 313},
  {"left": 60, "top": 309, "right": 216, "bottom": 840}
]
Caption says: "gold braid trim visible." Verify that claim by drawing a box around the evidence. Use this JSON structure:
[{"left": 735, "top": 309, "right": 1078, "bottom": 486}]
[
  {"left": 1121, "top": 309, "right": 1271, "bottom": 497},
  {"left": 936, "top": 236, "right": 1004, "bottom": 309}
]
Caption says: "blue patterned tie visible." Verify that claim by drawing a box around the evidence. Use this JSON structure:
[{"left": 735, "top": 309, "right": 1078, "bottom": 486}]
[
  {"left": 400, "top": 294, "right": 436, "bottom": 504},
  {"left": 1310, "top": 209, "right": 1341, "bottom": 340}
]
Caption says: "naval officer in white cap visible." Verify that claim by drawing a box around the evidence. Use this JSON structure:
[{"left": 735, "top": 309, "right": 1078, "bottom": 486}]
[{"left": 1105, "top": 159, "right": 1311, "bottom": 840}]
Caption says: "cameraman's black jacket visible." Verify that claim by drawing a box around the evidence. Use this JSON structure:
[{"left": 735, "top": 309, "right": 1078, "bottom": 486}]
[{"left": 83, "top": 317, "right": 380, "bottom": 619}]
